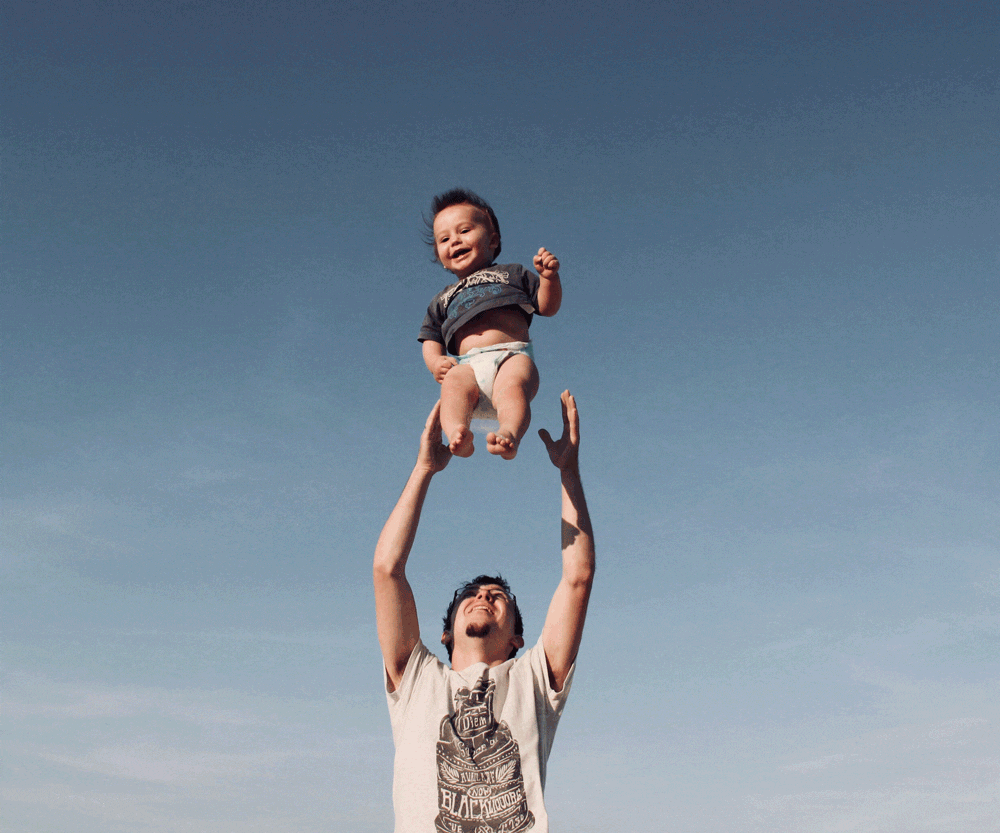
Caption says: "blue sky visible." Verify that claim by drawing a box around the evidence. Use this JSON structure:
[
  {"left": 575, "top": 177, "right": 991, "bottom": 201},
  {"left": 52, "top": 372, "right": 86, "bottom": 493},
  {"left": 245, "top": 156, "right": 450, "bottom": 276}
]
[{"left": 3, "top": 1, "right": 999, "bottom": 830}]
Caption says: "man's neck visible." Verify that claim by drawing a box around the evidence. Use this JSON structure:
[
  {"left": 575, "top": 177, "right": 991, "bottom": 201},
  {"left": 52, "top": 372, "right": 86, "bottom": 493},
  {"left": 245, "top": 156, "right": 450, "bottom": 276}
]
[{"left": 450, "top": 643, "right": 510, "bottom": 672}]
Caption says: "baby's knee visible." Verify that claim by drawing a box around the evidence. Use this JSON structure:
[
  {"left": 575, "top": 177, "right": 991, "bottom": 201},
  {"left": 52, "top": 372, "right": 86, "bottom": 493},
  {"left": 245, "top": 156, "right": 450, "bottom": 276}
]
[
  {"left": 442, "top": 365, "right": 477, "bottom": 393},
  {"left": 496, "top": 356, "right": 538, "bottom": 396}
]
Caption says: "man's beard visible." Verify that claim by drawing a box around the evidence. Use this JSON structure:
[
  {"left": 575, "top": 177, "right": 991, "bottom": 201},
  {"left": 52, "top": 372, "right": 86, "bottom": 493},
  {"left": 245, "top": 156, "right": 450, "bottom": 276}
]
[{"left": 465, "top": 623, "right": 492, "bottom": 639}]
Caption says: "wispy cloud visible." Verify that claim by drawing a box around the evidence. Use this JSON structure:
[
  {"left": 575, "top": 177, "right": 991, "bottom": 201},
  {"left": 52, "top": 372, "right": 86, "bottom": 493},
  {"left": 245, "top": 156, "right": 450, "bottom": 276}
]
[
  {"left": 747, "top": 781, "right": 1000, "bottom": 833},
  {"left": 781, "top": 752, "right": 852, "bottom": 773},
  {"left": 176, "top": 466, "right": 244, "bottom": 486},
  {"left": 753, "top": 713, "right": 1000, "bottom": 831},
  {"left": 5, "top": 674, "right": 265, "bottom": 725},
  {"left": 4, "top": 671, "right": 392, "bottom": 830},
  {"left": 974, "top": 569, "right": 1000, "bottom": 598},
  {"left": 2, "top": 496, "right": 130, "bottom": 563},
  {"left": 38, "top": 743, "right": 302, "bottom": 784}
]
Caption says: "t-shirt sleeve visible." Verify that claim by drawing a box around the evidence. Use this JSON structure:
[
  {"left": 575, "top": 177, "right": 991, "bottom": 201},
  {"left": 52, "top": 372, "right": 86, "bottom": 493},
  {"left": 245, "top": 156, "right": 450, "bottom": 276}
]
[
  {"left": 514, "top": 264, "right": 542, "bottom": 312},
  {"left": 418, "top": 297, "right": 446, "bottom": 344},
  {"left": 385, "top": 639, "right": 447, "bottom": 741},
  {"left": 386, "top": 640, "right": 429, "bottom": 699},
  {"left": 527, "top": 639, "right": 574, "bottom": 712},
  {"left": 511, "top": 640, "right": 573, "bottom": 767}
]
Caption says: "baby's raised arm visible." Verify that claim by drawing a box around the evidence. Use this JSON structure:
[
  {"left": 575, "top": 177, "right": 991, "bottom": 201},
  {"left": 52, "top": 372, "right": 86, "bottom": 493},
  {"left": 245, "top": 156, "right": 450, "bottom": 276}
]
[{"left": 533, "top": 247, "right": 562, "bottom": 317}]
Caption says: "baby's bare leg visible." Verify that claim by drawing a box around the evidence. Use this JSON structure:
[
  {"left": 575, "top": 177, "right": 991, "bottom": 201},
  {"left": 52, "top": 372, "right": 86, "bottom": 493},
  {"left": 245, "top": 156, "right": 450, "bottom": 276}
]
[
  {"left": 440, "top": 364, "right": 479, "bottom": 457},
  {"left": 487, "top": 354, "right": 539, "bottom": 460}
]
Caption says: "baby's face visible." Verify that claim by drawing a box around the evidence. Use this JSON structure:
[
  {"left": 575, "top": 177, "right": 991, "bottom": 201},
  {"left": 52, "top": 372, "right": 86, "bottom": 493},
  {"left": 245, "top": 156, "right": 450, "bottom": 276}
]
[{"left": 433, "top": 203, "right": 499, "bottom": 279}]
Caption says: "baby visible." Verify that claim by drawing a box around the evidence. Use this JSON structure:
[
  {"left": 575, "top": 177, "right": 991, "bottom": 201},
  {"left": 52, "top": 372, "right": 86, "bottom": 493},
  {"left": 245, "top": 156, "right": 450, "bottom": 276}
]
[{"left": 418, "top": 188, "right": 561, "bottom": 460}]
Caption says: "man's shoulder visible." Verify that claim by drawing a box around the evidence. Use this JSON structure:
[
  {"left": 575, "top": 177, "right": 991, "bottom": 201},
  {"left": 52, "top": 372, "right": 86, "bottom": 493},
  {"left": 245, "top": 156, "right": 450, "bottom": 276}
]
[
  {"left": 407, "top": 639, "right": 447, "bottom": 674},
  {"left": 387, "top": 640, "right": 448, "bottom": 705},
  {"left": 507, "top": 640, "right": 548, "bottom": 679}
]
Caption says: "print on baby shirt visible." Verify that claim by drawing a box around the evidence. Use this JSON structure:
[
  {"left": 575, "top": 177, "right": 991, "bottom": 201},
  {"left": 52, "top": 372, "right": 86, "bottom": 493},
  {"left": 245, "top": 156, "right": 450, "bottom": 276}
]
[
  {"left": 448, "top": 282, "right": 505, "bottom": 322},
  {"left": 439, "top": 268, "right": 513, "bottom": 310},
  {"left": 435, "top": 672, "right": 534, "bottom": 833}
]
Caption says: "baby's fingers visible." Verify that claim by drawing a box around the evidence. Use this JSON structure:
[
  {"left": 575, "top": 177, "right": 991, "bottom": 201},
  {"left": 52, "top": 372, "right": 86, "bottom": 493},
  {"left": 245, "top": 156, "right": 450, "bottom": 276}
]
[{"left": 535, "top": 248, "right": 559, "bottom": 273}]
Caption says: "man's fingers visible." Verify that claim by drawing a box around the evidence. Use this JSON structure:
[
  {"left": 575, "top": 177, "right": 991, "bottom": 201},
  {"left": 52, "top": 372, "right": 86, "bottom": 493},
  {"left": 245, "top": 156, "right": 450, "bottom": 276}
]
[
  {"left": 540, "top": 392, "right": 579, "bottom": 458},
  {"left": 561, "top": 391, "right": 580, "bottom": 447},
  {"left": 425, "top": 400, "right": 442, "bottom": 431}
]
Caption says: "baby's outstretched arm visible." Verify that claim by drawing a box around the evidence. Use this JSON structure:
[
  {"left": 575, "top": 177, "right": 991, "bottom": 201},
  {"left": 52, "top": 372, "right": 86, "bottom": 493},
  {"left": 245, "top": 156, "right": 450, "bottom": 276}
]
[
  {"left": 422, "top": 339, "right": 457, "bottom": 383},
  {"left": 533, "top": 247, "right": 562, "bottom": 316}
]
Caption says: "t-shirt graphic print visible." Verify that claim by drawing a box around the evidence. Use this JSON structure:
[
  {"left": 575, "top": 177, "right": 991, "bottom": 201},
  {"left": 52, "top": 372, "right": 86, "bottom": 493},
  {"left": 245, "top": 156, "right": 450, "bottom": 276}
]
[{"left": 435, "top": 672, "right": 534, "bottom": 832}]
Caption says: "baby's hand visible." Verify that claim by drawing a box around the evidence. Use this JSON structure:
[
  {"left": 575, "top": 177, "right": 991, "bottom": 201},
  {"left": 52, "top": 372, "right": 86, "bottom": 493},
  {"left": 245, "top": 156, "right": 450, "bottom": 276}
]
[
  {"left": 534, "top": 247, "right": 560, "bottom": 280},
  {"left": 432, "top": 356, "right": 457, "bottom": 383}
]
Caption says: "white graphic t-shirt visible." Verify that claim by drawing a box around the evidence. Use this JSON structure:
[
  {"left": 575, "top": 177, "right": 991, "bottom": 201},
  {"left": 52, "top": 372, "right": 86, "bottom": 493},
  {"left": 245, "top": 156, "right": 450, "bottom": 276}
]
[{"left": 385, "top": 639, "right": 573, "bottom": 833}]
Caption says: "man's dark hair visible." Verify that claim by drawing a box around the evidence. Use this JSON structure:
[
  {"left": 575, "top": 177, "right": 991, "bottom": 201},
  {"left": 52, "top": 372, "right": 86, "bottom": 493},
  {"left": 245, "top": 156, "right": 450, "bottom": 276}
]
[
  {"left": 423, "top": 188, "right": 502, "bottom": 261},
  {"left": 441, "top": 574, "right": 523, "bottom": 661}
]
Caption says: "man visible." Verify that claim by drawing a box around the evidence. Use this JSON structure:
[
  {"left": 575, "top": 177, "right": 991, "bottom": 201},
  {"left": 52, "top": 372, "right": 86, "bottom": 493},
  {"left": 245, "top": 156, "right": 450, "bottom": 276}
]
[{"left": 374, "top": 390, "right": 595, "bottom": 832}]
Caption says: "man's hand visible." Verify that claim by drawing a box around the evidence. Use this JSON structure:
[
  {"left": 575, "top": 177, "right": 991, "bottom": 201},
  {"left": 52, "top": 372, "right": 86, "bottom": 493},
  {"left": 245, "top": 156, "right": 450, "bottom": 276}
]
[
  {"left": 417, "top": 399, "right": 453, "bottom": 474},
  {"left": 533, "top": 247, "right": 561, "bottom": 281},
  {"left": 430, "top": 355, "right": 457, "bottom": 383},
  {"left": 538, "top": 390, "right": 579, "bottom": 472}
]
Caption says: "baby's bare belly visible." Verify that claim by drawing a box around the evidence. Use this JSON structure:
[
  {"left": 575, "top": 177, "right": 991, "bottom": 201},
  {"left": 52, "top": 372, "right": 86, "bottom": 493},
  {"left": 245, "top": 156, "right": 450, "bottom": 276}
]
[{"left": 454, "top": 306, "right": 531, "bottom": 354}]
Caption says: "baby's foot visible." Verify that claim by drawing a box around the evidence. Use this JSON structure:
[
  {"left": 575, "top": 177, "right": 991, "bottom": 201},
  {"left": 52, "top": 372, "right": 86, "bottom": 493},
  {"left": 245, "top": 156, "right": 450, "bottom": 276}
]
[
  {"left": 487, "top": 431, "right": 518, "bottom": 460},
  {"left": 449, "top": 427, "right": 475, "bottom": 458}
]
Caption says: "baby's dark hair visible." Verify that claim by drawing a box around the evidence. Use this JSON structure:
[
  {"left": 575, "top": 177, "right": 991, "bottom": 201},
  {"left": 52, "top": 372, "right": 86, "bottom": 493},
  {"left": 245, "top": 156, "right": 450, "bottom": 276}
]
[
  {"left": 442, "top": 574, "right": 523, "bottom": 661},
  {"left": 423, "top": 188, "right": 502, "bottom": 261}
]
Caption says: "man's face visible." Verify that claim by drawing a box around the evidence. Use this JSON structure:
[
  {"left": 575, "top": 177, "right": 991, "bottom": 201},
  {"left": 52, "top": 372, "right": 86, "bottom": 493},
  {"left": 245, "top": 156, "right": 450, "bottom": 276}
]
[
  {"left": 449, "top": 584, "right": 518, "bottom": 645},
  {"left": 432, "top": 204, "right": 498, "bottom": 279}
]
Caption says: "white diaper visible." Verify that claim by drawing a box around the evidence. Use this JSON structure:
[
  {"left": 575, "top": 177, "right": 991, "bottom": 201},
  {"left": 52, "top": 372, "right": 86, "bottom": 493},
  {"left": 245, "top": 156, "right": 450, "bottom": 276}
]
[{"left": 457, "top": 341, "right": 535, "bottom": 420}]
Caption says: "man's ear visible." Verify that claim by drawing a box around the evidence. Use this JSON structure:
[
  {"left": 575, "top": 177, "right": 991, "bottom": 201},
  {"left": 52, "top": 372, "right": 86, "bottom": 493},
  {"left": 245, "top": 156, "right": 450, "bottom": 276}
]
[
  {"left": 441, "top": 631, "right": 451, "bottom": 646},
  {"left": 511, "top": 634, "right": 525, "bottom": 651}
]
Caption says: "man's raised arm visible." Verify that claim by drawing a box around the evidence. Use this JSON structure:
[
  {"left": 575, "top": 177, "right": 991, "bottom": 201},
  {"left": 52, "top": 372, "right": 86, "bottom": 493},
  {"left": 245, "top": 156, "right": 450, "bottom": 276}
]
[
  {"left": 538, "top": 391, "right": 596, "bottom": 692},
  {"left": 373, "top": 401, "right": 453, "bottom": 692}
]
